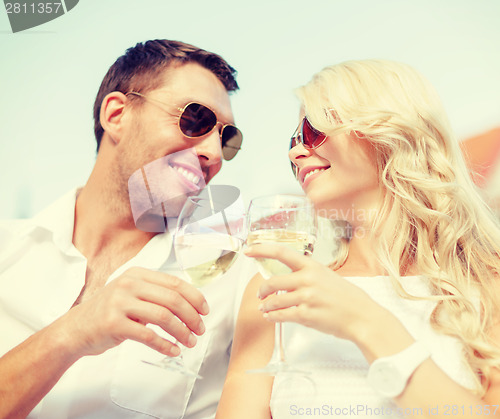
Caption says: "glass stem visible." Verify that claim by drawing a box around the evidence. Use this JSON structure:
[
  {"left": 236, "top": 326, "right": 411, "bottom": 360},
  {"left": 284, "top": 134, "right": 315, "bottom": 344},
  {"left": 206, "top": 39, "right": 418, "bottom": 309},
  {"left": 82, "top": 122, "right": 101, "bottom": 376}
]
[
  {"left": 270, "top": 291, "right": 286, "bottom": 365},
  {"left": 267, "top": 322, "right": 285, "bottom": 365}
]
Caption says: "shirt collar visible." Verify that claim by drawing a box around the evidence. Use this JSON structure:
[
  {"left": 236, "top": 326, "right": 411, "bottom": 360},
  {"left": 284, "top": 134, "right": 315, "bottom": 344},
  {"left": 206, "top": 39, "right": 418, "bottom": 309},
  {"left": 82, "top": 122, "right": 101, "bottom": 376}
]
[
  {"left": 28, "top": 188, "right": 80, "bottom": 254},
  {"left": 26, "top": 188, "right": 174, "bottom": 265}
]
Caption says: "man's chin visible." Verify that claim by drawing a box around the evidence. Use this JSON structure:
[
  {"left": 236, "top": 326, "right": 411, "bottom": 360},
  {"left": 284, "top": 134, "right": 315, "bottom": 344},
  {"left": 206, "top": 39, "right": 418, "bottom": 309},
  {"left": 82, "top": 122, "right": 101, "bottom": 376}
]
[
  {"left": 135, "top": 212, "right": 168, "bottom": 233},
  {"left": 133, "top": 194, "right": 196, "bottom": 233}
]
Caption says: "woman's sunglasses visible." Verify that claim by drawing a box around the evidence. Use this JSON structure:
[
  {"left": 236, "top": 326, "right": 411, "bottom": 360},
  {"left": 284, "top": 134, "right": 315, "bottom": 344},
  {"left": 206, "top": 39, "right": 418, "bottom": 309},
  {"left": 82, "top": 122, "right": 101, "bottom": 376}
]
[
  {"left": 289, "top": 117, "right": 328, "bottom": 177},
  {"left": 126, "top": 92, "right": 243, "bottom": 161}
]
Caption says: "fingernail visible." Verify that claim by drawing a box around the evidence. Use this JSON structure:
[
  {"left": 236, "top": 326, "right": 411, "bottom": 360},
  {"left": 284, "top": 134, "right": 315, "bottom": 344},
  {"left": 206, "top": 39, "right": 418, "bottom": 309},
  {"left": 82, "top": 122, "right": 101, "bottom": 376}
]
[
  {"left": 256, "top": 291, "right": 262, "bottom": 299},
  {"left": 263, "top": 313, "right": 270, "bottom": 320},
  {"left": 202, "top": 302, "right": 210, "bottom": 315},
  {"left": 188, "top": 334, "right": 197, "bottom": 347},
  {"left": 258, "top": 303, "right": 264, "bottom": 312},
  {"left": 170, "top": 346, "right": 181, "bottom": 356},
  {"left": 198, "top": 321, "right": 206, "bottom": 335}
]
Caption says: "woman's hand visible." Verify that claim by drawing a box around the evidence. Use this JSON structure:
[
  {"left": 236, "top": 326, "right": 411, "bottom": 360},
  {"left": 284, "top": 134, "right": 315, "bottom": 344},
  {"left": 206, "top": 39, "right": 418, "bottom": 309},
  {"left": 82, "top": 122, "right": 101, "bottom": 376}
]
[{"left": 245, "top": 243, "right": 388, "bottom": 344}]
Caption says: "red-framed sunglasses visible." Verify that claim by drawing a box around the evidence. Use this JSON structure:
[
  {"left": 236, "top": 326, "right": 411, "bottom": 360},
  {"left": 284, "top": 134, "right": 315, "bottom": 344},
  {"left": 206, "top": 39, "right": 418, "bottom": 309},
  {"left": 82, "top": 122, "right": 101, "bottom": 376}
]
[
  {"left": 289, "top": 117, "right": 328, "bottom": 177},
  {"left": 126, "top": 92, "right": 243, "bottom": 161}
]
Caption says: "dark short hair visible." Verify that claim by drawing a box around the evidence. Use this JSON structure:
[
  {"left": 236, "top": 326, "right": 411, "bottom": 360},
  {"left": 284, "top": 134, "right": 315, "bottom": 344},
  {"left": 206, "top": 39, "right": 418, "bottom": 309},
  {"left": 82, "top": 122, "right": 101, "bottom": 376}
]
[{"left": 93, "top": 39, "right": 239, "bottom": 150}]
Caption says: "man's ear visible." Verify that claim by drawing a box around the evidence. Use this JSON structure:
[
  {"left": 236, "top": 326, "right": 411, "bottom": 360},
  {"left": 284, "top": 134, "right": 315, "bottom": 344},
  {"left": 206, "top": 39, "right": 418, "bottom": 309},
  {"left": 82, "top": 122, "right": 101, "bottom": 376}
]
[{"left": 100, "top": 91, "right": 128, "bottom": 145}]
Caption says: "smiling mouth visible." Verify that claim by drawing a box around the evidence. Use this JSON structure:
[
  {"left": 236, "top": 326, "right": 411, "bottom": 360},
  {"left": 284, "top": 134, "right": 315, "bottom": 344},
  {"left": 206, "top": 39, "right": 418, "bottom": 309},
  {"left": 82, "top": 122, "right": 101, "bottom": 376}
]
[
  {"left": 303, "top": 167, "right": 330, "bottom": 183},
  {"left": 170, "top": 164, "right": 202, "bottom": 186}
]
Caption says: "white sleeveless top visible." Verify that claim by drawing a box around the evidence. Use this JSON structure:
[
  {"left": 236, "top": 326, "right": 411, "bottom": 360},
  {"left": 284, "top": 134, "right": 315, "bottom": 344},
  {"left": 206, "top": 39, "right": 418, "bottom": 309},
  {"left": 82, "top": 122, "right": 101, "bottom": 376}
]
[{"left": 270, "top": 276, "right": 479, "bottom": 418}]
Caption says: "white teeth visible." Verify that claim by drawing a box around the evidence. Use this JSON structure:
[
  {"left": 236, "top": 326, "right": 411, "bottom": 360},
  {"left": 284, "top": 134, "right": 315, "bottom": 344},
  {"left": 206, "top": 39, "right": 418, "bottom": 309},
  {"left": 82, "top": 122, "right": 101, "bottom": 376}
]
[
  {"left": 172, "top": 165, "right": 201, "bottom": 185},
  {"left": 303, "top": 168, "right": 327, "bottom": 182}
]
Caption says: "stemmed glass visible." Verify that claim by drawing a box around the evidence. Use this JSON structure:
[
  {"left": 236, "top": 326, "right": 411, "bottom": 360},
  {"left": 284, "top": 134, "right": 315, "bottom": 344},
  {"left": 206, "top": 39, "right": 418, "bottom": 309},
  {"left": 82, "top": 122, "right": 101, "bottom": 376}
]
[
  {"left": 246, "top": 194, "right": 317, "bottom": 375},
  {"left": 143, "top": 185, "right": 245, "bottom": 378}
]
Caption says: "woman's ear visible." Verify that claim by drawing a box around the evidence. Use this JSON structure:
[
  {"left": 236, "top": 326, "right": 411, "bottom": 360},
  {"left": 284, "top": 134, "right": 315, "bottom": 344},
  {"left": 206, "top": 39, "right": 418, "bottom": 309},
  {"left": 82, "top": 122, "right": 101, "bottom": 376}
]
[{"left": 100, "top": 91, "right": 128, "bottom": 145}]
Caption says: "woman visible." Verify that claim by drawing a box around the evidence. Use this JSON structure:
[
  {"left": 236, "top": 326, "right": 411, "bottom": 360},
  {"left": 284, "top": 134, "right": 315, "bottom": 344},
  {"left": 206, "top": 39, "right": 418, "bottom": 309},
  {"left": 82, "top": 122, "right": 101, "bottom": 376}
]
[{"left": 216, "top": 60, "right": 500, "bottom": 418}]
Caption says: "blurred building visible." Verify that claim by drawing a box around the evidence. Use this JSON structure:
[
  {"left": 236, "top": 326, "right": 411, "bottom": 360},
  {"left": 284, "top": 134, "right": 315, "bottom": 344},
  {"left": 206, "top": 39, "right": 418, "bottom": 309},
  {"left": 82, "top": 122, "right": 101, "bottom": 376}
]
[{"left": 460, "top": 127, "right": 500, "bottom": 215}]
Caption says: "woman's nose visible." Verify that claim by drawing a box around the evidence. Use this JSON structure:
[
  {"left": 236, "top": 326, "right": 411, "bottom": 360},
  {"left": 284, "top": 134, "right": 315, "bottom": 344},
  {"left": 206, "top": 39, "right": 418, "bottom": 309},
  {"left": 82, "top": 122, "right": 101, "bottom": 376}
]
[{"left": 289, "top": 141, "right": 313, "bottom": 177}]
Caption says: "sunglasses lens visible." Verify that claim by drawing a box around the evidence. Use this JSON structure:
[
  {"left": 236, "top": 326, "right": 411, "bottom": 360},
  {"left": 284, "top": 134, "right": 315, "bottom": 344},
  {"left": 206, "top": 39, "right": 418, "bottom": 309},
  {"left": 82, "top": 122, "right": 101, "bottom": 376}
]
[
  {"left": 179, "top": 102, "right": 242, "bottom": 161},
  {"left": 221, "top": 125, "right": 243, "bottom": 161},
  {"left": 288, "top": 118, "right": 326, "bottom": 178},
  {"left": 179, "top": 103, "right": 217, "bottom": 137},
  {"left": 302, "top": 118, "right": 326, "bottom": 148}
]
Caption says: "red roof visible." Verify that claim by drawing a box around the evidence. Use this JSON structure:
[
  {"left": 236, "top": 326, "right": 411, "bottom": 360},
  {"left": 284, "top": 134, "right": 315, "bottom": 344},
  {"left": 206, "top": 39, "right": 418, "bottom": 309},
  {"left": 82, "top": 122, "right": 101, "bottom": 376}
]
[{"left": 460, "top": 127, "right": 500, "bottom": 187}]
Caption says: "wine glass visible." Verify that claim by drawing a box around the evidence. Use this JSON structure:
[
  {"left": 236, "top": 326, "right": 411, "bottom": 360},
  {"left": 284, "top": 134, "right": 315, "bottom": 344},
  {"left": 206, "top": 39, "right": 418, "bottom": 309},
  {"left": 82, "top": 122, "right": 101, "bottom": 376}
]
[
  {"left": 143, "top": 184, "right": 245, "bottom": 378},
  {"left": 246, "top": 194, "right": 317, "bottom": 375}
]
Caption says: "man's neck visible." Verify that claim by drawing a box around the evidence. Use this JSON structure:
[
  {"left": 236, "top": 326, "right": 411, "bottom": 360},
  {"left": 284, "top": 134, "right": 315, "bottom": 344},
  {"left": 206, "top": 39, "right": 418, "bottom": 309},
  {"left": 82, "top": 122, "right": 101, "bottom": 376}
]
[{"left": 72, "top": 174, "right": 155, "bottom": 263}]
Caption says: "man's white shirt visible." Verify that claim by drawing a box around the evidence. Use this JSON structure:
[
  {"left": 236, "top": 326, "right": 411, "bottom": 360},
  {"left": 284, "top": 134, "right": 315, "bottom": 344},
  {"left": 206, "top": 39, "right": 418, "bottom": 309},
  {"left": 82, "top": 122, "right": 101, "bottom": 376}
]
[{"left": 0, "top": 189, "right": 254, "bottom": 418}]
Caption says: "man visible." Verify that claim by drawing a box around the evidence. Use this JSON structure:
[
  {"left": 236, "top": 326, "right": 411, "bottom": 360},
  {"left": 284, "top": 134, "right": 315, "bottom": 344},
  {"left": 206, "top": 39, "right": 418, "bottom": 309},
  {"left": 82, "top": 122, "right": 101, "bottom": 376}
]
[{"left": 0, "top": 39, "right": 248, "bottom": 418}]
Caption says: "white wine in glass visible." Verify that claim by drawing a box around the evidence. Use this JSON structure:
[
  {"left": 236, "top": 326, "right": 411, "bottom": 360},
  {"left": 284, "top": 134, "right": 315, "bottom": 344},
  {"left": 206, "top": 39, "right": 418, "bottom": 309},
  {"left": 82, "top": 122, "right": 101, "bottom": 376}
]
[
  {"left": 246, "top": 229, "right": 315, "bottom": 277},
  {"left": 246, "top": 194, "right": 317, "bottom": 375},
  {"left": 175, "top": 233, "right": 242, "bottom": 288}
]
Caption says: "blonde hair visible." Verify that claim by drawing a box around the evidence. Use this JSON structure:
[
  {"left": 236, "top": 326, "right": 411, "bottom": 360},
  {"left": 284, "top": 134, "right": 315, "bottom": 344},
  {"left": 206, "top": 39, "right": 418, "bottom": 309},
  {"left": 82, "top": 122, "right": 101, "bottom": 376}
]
[{"left": 296, "top": 59, "right": 500, "bottom": 394}]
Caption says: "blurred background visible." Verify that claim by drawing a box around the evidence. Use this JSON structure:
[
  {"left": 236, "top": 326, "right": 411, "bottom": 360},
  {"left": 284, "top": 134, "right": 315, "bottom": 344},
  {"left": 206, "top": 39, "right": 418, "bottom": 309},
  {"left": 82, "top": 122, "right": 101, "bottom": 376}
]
[{"left": 1, "top": 0, "right": 499, "bottom": 219}]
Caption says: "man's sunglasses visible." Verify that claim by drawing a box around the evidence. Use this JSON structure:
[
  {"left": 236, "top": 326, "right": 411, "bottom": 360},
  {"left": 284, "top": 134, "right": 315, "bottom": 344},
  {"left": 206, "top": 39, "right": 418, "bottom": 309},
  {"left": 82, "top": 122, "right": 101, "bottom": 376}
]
[
  {"left": 126, "top": 92, "right": 243, "bottom": 161},
  {"left": 289, "top": 117, "right": 328, "bottom": 177}
]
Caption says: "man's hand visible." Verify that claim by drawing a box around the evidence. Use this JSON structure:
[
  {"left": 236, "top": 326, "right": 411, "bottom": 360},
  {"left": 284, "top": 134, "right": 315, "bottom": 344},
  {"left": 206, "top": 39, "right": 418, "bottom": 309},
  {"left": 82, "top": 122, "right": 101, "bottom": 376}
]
[{"left": 59, "top": 267, "right": 209, "bottom": 357}]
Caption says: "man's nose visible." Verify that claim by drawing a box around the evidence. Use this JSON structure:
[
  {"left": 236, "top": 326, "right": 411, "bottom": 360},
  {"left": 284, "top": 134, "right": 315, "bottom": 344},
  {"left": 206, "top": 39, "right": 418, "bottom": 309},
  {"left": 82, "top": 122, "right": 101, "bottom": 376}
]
[{"left": 195, "top": 127, "right": 223, "bottom": 165}]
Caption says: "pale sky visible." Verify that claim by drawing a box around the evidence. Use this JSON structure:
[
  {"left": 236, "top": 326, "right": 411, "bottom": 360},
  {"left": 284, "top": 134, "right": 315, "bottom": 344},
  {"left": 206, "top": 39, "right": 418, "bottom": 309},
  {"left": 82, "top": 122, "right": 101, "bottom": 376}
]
[{"left": 1, "top": 0, "right": 499, "bottom": 218}]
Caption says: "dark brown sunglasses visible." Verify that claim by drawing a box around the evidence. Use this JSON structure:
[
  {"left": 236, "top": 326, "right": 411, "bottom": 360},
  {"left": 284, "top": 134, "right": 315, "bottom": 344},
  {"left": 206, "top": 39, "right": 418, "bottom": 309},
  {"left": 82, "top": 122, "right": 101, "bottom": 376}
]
[{"left": 127, "top": 92, "right": 243, "bottom": 161}]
